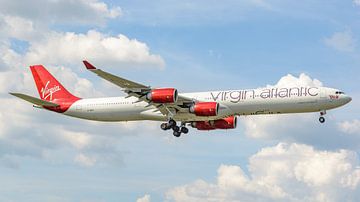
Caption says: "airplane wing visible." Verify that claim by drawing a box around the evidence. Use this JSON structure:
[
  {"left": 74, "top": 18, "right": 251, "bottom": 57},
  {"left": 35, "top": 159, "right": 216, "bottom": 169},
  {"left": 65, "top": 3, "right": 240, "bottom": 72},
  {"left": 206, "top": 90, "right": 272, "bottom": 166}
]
[
  {"left": 9, "top": 92, "right": 59, "bottom": 107},
  {"left": 83, "top": 61, "right": 149, "bottom": 90},
  {"left": 83, "top": 60, "right": 195, "bottom": 116}
]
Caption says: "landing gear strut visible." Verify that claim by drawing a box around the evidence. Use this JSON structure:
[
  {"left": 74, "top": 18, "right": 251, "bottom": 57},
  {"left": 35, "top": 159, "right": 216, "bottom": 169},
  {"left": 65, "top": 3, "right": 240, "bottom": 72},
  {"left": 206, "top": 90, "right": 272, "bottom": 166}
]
[
  {"left": 319, "top": 110, "right": 326, "bottom": 123},
  {"left": 160, "top": 119, "right": 189, "bottom": 137},
  {"left": 171, "top": 121, "right": 181, "bottom": 137}
]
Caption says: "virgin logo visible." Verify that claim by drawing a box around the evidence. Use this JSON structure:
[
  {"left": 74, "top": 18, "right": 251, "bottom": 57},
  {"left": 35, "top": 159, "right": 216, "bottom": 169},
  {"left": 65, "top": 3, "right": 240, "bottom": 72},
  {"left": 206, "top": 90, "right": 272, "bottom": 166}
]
[{"left": 41, "top": 81, "right": 61, "bottom": 100}]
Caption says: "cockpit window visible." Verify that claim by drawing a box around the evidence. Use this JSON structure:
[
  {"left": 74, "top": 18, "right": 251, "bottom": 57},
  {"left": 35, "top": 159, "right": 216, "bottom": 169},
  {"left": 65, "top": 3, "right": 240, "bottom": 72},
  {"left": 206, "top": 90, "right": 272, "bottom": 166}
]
[{"left": 335, "top": 91, "right": 345, "bottom": 94}]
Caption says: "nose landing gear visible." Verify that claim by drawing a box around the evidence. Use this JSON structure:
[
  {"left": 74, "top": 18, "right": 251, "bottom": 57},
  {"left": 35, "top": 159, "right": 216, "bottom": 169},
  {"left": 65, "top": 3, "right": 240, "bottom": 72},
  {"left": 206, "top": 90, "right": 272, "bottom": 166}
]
[{"left": 319, "top": 110, "right": 326, "bottom": 123}]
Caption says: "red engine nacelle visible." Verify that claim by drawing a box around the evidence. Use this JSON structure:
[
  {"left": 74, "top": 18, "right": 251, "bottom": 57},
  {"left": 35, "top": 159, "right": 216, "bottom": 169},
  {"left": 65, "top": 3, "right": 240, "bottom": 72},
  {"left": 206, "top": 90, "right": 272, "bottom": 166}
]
[
  {"left": 191, "top": 121, "right": 216, "bottom": 130},
  {"left": 191, "top": 116, "right": 237, "bottom": 131},
  {"left": 189, "top": 102, "right": 219, "bottom": 116},
  {"left": 146, "top": 88, "right": 178, "bottom": 103},
  {"left": 213, "top": 116, "right": 237, "bottom": 129}
]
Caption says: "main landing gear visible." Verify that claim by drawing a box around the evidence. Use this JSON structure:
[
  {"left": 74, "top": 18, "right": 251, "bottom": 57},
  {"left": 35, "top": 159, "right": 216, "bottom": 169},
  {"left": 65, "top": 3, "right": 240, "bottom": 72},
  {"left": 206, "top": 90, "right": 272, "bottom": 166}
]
[
  {"left": 160, "top": 119, "right": 189, "bottom": 137},
  {"left": 319, "top": 110, "right": 326, "bottom": 123}
]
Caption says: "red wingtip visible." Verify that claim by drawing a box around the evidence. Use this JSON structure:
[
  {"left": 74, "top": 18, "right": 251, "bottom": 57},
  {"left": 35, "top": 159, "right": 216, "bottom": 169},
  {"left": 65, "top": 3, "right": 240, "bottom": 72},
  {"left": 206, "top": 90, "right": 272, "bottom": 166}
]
[
  {"left": 30, "top": 65, "right": 44, "bottom": 69},
  {"left": 83, "top": 60, "right": 96, "bottom": 70}
]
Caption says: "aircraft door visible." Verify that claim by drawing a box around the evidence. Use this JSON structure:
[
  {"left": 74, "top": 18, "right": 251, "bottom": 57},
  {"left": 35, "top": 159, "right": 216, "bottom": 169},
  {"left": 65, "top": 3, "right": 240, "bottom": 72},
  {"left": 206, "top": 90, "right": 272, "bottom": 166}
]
[{"left": 319, "top": 88, "right": 328, "bottom": 103}]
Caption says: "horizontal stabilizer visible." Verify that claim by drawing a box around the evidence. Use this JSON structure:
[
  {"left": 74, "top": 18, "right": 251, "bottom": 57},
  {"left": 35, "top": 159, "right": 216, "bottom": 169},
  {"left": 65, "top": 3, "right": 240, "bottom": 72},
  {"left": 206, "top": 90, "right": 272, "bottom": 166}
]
[{"left": 9, "top": 92, "right": 59, "bottom": 107}]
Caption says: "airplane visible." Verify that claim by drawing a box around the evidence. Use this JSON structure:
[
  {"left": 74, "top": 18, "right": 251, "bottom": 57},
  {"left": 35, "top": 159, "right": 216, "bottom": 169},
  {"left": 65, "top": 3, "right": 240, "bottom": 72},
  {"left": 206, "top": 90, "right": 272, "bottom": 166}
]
[{"left": 10, "top": 61, "right": 352, "bottom": 137}]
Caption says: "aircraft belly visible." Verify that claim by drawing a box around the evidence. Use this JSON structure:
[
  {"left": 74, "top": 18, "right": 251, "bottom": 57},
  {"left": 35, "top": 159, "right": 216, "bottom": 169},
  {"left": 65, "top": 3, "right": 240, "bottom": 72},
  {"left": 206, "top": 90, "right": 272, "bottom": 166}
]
[{"left": 65, "top": 103, "right": 147, "bottom": 122}]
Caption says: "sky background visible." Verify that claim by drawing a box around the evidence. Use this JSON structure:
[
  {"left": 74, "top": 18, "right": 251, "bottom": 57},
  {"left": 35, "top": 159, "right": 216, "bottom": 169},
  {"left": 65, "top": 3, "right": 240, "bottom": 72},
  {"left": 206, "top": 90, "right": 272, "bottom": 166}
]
[{"left": 0, "top": 0, "right": 360, "bottom": 201}]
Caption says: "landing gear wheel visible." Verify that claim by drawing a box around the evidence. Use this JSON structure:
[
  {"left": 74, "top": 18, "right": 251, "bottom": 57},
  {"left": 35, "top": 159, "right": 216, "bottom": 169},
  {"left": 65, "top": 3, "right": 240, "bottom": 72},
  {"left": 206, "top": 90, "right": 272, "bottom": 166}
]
[
  {"left": 172, "top": 125, "right": 180, "bottom": 132},
  {"left": 180, "top": 127, "right": 189, "bottom": 134},
  {"left": 161, "top": 123, "right": 168, "bottom": 130},
  {"left": 168, "top": 119, "right": 176, "bottom": 127},
  {"left": 173, "top": 131, "right": 181, "bottom": 137},
  {"left": 319, "top": 117, "right": 325, "bottom": 123}
]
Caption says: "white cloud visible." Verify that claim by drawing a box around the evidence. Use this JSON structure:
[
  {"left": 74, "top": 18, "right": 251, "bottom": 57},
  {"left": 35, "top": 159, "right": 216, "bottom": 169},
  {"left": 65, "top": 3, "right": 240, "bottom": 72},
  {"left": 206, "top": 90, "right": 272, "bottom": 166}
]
[
  {"left": 166, "top": 143, "right": 360, "bottom": 202},
  {"left": 0, "top": 42, "right": 23, "bottom": 71},
  {"left": 272, "top": 73, "right": 322, "bottom": 88},
  {"left": 61, "top": 131, "right": 91, "bottom": 150},
  {"left": 338, "top": 119, "right": 360, "bottom": 135},
  {"left": 239, "top": 73, "right": 360, "bottom": 150},
  {"left": 242, "top": 73, "right": 322, "bottom": 140},
  {"left": 136, "top": 194, "right": 151, "bottom": 202},
  {"left": 74, "top": 153, "right": 97, "bottom": 167},
  {"left": 0, "top": 48, "right": 161, "bottom": 167},
  {"left": 0, "top": 0, "right": 121, "bottom": 26},
  {"left": 0, "top": 17, "right": 164, "bottom": 168},
  {"left": 24, "top": 30, "right": 165, "bottom": 69},
  {"left": 354, "top": 0, "right": 360, "bottom": 6},
  {"left": 0, "top": 41, "right": 101, "bottom": 97},
  {"left": 1, "top": 15, "right": 38, "bottom": 41},
  {"left": 324, "top": 30, "right": 356, "bottom": 52},
  {"left": 46, "top": 65, "right": 104, "bottom": 98},
  {"left": 241, "top": 113, "right": 315, "bottom": 140},
  {"left": 0, "top": 48, "right": 160, "bottom": 168},
  {"left": 0, "top": 93, "right": 151, "bottom": 167}
]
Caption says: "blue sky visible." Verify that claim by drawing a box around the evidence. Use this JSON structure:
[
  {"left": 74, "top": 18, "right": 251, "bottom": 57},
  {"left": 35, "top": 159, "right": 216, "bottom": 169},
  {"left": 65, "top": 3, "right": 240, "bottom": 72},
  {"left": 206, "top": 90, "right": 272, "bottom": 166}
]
[{"left": 0, "top": 0, "right": 360, "bottom": 201}]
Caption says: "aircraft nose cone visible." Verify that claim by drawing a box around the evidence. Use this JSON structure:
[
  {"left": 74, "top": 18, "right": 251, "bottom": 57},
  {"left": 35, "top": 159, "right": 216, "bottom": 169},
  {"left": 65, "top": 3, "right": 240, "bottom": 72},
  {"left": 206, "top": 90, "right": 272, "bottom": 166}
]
[{"left": 345, "top": 96, "right": 352, "bottom": 104}]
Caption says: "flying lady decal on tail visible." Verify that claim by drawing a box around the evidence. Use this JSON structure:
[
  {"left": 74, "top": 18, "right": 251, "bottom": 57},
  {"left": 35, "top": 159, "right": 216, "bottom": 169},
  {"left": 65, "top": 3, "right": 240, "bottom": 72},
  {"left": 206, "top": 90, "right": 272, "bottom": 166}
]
[{"left": 41, "top": 81, "right": 61, "bottom": 101}]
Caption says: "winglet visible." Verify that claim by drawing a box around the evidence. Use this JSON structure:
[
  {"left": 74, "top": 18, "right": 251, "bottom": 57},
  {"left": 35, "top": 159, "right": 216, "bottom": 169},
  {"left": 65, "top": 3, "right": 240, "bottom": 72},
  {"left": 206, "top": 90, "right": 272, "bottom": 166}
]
[{"left": 83, "top": 60, "right": 97, "bottom": 70}]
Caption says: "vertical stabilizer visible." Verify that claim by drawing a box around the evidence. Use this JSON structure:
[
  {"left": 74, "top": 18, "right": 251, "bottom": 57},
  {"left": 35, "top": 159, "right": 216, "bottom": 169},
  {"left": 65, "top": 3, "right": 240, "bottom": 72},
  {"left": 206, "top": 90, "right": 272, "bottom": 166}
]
[{"left": 30, "top": 65, "right": 80, "bottom": 112}]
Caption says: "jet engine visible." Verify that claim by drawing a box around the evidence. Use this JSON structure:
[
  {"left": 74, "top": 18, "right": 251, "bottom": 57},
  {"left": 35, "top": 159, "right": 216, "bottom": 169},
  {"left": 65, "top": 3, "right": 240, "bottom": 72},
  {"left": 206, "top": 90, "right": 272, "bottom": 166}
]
[
  {"left": 146, "top": 88, "right": 178, "bottom": 103},
  {"left": 189, "top": 102, "right": 219, "bottom": 116},
  {"left": 191, "top": 116, "right": 237, "bottom": 130}
]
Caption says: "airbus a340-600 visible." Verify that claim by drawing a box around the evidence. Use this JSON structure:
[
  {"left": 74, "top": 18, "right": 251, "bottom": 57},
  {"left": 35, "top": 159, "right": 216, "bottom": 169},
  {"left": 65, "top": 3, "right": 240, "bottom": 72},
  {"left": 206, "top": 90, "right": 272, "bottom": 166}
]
[{"left": 10, "top": 61, "right": 352, "bottom": 137}]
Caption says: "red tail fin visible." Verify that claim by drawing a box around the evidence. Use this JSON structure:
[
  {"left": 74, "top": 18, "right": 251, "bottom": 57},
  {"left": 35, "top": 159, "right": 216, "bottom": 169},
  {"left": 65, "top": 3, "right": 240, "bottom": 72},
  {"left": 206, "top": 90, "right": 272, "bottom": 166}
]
[{"left": 30, "top": 65, "right": 80, "bottom": 112}]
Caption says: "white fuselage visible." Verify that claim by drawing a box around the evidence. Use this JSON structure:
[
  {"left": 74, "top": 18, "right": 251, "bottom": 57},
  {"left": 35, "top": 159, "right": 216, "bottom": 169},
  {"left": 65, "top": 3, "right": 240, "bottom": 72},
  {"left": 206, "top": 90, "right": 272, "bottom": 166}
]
[{"left": 63, "top": 86, "right": 351, "bottom": 122}]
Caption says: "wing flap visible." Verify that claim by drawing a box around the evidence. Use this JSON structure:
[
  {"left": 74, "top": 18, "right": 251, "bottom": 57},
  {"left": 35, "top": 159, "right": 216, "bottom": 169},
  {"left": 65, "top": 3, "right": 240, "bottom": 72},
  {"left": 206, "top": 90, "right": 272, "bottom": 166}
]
[{"left": 10, "top": 92, "right": 59, "bottom": 107}]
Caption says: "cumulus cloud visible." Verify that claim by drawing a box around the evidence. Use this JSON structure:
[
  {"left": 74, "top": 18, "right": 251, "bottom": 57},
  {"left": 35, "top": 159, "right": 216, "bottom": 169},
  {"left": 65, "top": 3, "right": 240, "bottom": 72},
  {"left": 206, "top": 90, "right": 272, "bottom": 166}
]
[
  {"left": 136, "top": 194, "right": 151, "bottom": 202},
  {"left": 338, "top": 119, "right": 360, "bottom": 135},
  {"left": 0, "top": 49, "right": 159, "bottom": 167},
  {"left": 354, "top": 0, "right": 360, "bottom": 6},
  {"left": 324, "top": 30, "right": 356, "bottom": 52},
  {"left": 0, "top": 0, "right": 164, "bottom": 168},
  {"left": 241, "top": 73, "right": 322, "bottom": 140},
  {"left": 74, "top": 153, "right": 97, "bottom": 167},
  {"left": 166, "top": 143, "right": 360, "bottom": 202},
  {"left": 45, "top": 65, "right": 104, "bottom": 98},
  {"left": 0, "top": 40, "right": 101, "bottom": 97},
  {"left": 239, "top": 73, "right": 360, "bottom": 149},
  {"left": 24, "top": 30, "right": 165, "bottom": 69},
  {"left": 1, "top": 15, "right": 39, "bottom": 41},
  {"left": 0, "top": 93, "right": 157, "bottom": 168},
  {"left": 270, "top": 73, "right": 322, "bottom": 88},
  {"left": 0, "top": 45, "right": 162, "bottom": 168},
  {"left": 0, "top": 0, "right": 121, "bottom": 26},
  {"left": 0, "top": 59, "right": 159, "bottom": 166}
]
